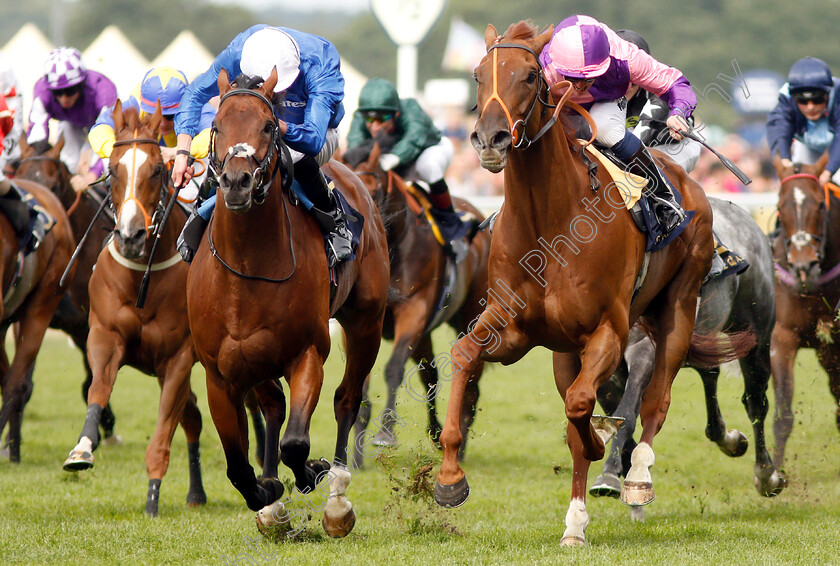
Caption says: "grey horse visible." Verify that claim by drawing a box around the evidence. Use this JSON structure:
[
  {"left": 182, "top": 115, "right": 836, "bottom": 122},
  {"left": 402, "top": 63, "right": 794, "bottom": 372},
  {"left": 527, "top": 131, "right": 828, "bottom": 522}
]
[{"left": 590, "top": 197, "right": 786, "bottom": 518}]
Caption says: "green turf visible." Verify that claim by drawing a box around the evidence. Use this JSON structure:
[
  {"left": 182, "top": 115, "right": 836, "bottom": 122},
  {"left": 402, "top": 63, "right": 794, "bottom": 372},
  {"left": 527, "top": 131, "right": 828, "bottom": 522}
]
[{"left": 1, "top": 329, "right": 839, "bottom": 565}]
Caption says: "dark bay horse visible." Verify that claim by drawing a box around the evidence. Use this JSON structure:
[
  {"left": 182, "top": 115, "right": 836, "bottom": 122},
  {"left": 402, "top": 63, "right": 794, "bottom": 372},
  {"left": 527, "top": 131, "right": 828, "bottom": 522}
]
[
  {"left": 0, "top": 179, "right": 75, "bottom": 462},
  {"left": 770, "top": 154, "right": 840, "bottom": 471},
  {"left": 347, "top": 142, "right": 491, "bottom": 460},
  {"left": 591, "top": 197, "right": 785, "bottom": 520},
  {"left": 432, "top": 21, "right": 741, "bottom": 546},
  {"left": 62, "top": 102, "right": 206, "bottom": 517},
  {"left": 187, "top": 69, "right": 389, "bottom": 538},
  {"left": 14, "top": 135, "right": 119, "bottom": 443}
]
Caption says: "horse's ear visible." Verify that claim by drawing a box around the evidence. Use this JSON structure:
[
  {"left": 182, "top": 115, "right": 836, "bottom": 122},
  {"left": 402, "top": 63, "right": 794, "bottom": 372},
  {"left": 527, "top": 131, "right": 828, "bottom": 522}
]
[
  {"left": 484, "top": 24, "right": 498, "bottom": 50},
  {"left": 112, "top": 99, "right": 125, "bottom": 134},
  {"left": 536, "top": 25, "right": 554, "bottom": 52},
  {"left": 369, "top": 140, "right": 382, "bottom": 167},
  {"left": 816, "top": 151, "right": 830, "bottom": 175},
  {"left": 147, "top": 101, "right": 163, "bottom": 137},
  {"left": 218, "top": 68, "right": 231, "bottom": 97},
  {"left": 49, "top": 134, "right": 65, "bottom": 158},
  {"left": 772, "top": 152, "right": 786, "bottom": 176},
  {"left": 262, "top": 67, "right": 278, "bottom": 98}
]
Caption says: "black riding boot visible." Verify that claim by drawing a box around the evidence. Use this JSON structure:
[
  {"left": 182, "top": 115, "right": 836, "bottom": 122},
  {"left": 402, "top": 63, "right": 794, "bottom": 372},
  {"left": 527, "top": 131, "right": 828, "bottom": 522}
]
[
  {"left": 295, "top": 156, "right": 353, "bottom": 267},
  {"left": 0, "top": 179, "right": 45, "bottom": 253},
  {"left": 624, "top": 145, "right": 686, "bottom": 234},
  {"left": 427, "top": 179, "right": 478, "bottom": 242},
  {"left": 177, "top": 176, "right": 216, "bottom": 263}
]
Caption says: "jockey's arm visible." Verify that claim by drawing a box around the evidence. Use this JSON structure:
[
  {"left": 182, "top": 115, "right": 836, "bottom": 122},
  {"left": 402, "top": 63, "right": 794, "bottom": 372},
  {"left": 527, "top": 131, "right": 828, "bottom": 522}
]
[{"left": 171, "top": 133, "right": 195, "bottom": 188}]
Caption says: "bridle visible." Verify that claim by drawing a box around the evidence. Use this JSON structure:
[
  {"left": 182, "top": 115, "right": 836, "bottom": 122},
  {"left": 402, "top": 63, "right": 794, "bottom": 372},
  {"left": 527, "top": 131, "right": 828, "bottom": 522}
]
[
  {"left": 481, "top": 40, "right": 554, "bottom": 149},
  {"left": 110, "top": 136, "right": 168, "bottom": 234},
  {"left": 480, "top": 37, "right": 597, "bottom": 150},
  {"left": 208, "top": 88, "right": 292, "bottom": 205},
  {"left": 205, "top": 86, "right": 298, "bottom": 284}
]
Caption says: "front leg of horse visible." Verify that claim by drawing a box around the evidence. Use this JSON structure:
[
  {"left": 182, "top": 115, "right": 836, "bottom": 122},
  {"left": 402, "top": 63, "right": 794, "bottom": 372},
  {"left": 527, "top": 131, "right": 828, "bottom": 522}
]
[
  {"left": 64, "top": 327, "right": 124, "bottom": 471},
  {"left": 206, "top": 371, "right": 283, "bottom": 512},
  {"left": 373, "top": 336, "right": 416, "bottom": 447},
  {"left": 700, "top": 367, "right": 748, "bottom": 457},
  {"left": 252, "top": 380, "right": 286, "bottom": 479},
  {"left": 769, "top": 325, "right": 797, "bottom": 470},
  {"left": 434, "top": 332, "right": 486, "bottom": 509},
  {"left": 408, "top": 336, "right": 444, "bottom": 446}
]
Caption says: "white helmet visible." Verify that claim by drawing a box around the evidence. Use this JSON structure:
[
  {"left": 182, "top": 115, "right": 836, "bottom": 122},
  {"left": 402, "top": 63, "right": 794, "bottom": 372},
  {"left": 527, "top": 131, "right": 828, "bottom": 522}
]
[{"left": 240, "top": 28, "right": 301, "bottom": 93}]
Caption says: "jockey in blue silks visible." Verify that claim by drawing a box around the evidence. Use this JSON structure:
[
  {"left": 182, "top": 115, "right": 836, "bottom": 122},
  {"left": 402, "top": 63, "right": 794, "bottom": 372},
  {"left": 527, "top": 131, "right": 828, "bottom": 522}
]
[{"left": 171, "top": 25, "right": 352, "bottom": 266}]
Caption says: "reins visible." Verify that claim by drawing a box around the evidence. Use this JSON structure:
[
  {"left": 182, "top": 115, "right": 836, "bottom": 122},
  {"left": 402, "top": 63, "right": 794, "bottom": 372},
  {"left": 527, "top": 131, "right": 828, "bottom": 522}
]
[{"left": 206, "top": 86, "right": 297, "bottom": 284}]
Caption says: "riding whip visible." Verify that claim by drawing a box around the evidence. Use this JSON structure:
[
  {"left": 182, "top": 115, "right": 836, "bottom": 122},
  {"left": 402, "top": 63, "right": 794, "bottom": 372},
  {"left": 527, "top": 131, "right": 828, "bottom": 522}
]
[
  {"left": 136, "top": 163, "right": 190, "bottom": 308},
  {"left": 59, "top": 192, "right": 112, "bottom": 287},
  {"left": 679, "top": 129, "right": 752, "bottom": 185}
]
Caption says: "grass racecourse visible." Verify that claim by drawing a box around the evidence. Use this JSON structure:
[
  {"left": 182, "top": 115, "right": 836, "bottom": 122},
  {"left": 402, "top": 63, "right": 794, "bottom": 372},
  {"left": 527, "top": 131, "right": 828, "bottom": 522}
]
[{"left": 1, "top": 328, "right": 840, "bottom": 565}]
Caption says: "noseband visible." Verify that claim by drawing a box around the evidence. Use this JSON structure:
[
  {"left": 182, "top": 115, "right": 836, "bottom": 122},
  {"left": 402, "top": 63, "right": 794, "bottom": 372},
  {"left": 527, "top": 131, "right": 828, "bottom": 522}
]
[{"left": 209, "top": 88, "right": 293, "bottom": 204}]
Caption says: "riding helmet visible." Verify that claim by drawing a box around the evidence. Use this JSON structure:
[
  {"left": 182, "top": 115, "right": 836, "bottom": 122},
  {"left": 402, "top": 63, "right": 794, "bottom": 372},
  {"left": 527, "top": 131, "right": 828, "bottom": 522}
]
[
  {"left": 44, "top": 47, "right": 87, "bottom": 90},
  {"left": 357, "top": 78, "right": 401, "bottom": 114},
  {"left": 787, "top": 57, "right": 833, "bottom": 96},
  {"left": 240, "top": 28, "right": 301, "bottom": 93},
  {"left": 140, "top": 67, "right": 189, "bottom": 116},
  {"left": 541, "top": 15, "right": 611, "bottom": 80}
]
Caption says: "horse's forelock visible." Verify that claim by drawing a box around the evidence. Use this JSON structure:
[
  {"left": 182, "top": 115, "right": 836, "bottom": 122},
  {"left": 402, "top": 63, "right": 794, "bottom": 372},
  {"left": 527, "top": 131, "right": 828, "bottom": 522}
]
[{"left": 502, "top": 20, "right": 539, "bottom": 42}]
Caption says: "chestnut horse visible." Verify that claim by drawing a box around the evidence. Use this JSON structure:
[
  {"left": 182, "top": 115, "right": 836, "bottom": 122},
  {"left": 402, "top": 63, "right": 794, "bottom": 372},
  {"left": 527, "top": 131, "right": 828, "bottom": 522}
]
[
  {"left": 0, "top": 179, "right": 75, "bottom": 461},
  {"left": 770, "top": 154, "right": 840, "bottom": 471},
  {"left": 348, "top": 141, "right": 491, "bottom": 460},
  {"left": 433, "top": 22, "right": 732, "bottom": 546},
  {"left": 186, "top": 70, "right": 389, "bottom": 537},
  {"left": 15, "top": 136, "right": 119, "bottom": 443},
  {"left": 62, "top": 102, "right": 206, "bottom": 517}
]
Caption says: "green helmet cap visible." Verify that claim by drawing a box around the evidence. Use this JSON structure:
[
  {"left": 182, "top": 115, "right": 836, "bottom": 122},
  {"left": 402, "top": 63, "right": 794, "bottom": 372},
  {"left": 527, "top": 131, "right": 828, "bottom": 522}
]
[{"left": 357, "top": 78, "right": 401, "bottom": 113}]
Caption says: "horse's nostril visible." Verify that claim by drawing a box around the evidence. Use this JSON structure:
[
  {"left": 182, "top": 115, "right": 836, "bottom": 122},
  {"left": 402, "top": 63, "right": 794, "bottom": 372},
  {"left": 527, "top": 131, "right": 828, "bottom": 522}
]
[
  {"left": 491, "top": 131, "right": 512, "bottom": 149},
  {"left": 220, "top": 172, "right": 231, "bottom": 187},
  {"left": 129, "top": 230, "right": 146, "bottom": 245},
  {"left": 240, "top": 173, "right": 252, "bottom": 189}
]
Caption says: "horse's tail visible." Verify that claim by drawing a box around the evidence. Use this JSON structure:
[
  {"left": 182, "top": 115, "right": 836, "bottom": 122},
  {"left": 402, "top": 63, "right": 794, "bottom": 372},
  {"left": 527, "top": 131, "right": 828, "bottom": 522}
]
[
  {"left": 685, "top": 330, "right": 757, "bottom": 369},
  {"left": 635, "top": 318, "right": 757, "bottom": 369}
]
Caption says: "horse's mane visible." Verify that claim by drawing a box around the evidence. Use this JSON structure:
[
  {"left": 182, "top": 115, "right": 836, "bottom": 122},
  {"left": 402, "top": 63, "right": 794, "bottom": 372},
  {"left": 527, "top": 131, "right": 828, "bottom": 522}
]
[{"left": 231, "top": 74, "right": 264, "bottom": 90}]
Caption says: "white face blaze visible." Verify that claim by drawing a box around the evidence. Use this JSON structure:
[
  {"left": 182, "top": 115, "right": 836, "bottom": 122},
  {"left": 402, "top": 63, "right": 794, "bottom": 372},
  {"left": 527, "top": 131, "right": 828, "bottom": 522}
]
[
  {"left": 228, "top": 143, "right": 256, "bottom": 159},
  {"left": 117, "top": 146, "right": 149, "bottom": 234},
  {"left": 791, "top": 186, "right": 813, "bottom": 250}
]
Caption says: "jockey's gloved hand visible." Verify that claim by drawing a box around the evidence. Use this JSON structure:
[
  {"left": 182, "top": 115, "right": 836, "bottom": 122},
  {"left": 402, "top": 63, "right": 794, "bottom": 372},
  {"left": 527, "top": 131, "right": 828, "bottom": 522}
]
[{"left": 379, "top": 153, "right": 400, "bottom": 172}]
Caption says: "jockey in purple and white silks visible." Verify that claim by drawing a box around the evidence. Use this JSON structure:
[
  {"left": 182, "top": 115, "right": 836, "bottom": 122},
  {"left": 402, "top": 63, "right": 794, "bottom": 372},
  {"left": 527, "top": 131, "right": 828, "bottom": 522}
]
[
  {"left": 27, "top": 47, "right": 117, "bottom": 190},
  {"left": 540, "top": 15, "right": 697, "bottom": 236},
  {"left": 172, "top": 25, "right": 352, "bottom": 266}
]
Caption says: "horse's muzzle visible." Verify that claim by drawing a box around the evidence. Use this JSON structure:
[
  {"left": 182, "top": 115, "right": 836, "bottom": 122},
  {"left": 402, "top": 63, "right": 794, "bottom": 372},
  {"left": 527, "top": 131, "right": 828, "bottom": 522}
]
[
  {"left": 220, "top": 169, "right": 255, "bottom": 213},
  {"left": 471, "top": 130, "right": 510, "bottom": 173},
  {"left": 114, "top": 229, "right": 147, "bottom": 260}
]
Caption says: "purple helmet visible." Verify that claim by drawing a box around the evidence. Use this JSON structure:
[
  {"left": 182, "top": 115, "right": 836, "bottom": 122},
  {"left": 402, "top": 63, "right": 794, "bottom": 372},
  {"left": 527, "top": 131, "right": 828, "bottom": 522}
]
[
  {"left": 541, "top": 15, "right": 611, "bottom": 80},
  {"left": 44, "top": 47, "right": 87, "bottom": 90}
]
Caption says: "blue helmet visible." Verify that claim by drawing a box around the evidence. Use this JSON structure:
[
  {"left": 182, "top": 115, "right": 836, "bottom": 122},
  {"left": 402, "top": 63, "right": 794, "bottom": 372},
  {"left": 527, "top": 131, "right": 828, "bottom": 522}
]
[
  {"left": 787, "top": 57, "right": 833, "bottom": 95},
  {"left": 139, "top": 67, "right": 189, "bottom": 116}
]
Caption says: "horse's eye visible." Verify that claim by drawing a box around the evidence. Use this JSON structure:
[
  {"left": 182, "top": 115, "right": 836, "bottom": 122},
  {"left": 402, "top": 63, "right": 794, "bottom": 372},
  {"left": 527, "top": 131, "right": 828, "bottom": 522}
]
[
  {"left": 263, "top": 122, "right": 274, "bottom": 135},
  {"left": 153, "top": 163, "right": 164, "bottom": 177},
  {"left": 527, "top": 71, "right": 538, "bottom": 84},
  {"left": 473, "top": 71, "right": 479, "bottom": 83}
]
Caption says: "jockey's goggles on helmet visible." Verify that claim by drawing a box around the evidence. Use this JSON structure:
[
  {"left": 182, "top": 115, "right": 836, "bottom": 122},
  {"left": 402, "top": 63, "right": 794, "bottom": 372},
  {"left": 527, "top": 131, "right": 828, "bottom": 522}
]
[
  {"left": 364, "top": 111, "right": 393, "bottom": 124},
  {"left": 793, "top": 90, "right": 828, "bottom": 105},
  {"left": 52, "top": 84, "right": 81, "bottom": 98}
]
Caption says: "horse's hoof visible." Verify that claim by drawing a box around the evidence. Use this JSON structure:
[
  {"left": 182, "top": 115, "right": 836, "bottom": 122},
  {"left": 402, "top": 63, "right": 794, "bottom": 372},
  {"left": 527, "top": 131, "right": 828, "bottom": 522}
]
[
  {"left": 101, "top": 434, "right": 123, "bottom": 447},
  {"left": 560, "top": 535, "right": 586, "bottom": 547},
  {"left": 186, "top": 490, "right": 207, "bottom": 507},
  {"left": 256, "top": 500, "right": 295, "bottom": 541},
  {"left": 371, "top": 430, "right": 397, "bottom": 448},
  {"left": 434, "top": 475, "right": 470, "bottom": 508},
  {"left": 620, "top": 480, "right": 655, "bottom": 506},
  {"left": 589, "top": 473, "right": 621, "bottom": 498},
  {"left": 322, "top": 506, "right": 356, "bottom": 538},
  {"left": 717, "top": 429, "right": 748, "bottom": 458},
  {"left": 256, "top": 477, "right": 285, "bottom": 503},
  {"left": 145, "top": 499, "right": 159, "bottom": 518},
  {"left": 63, "top": 450, "right": 94, "bottom": 472},
  {"left": 591, "top": 415, "right": 625, "bottom": 445},
  {"left": 755, "top": 470, "right": 786, "bottom": 497}
]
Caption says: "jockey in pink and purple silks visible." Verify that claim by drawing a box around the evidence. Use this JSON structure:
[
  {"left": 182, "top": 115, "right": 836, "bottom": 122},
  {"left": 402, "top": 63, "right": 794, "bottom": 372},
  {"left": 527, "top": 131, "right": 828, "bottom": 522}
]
[{"left": 540, "top": 15, "right": 698, "bottom": 236}]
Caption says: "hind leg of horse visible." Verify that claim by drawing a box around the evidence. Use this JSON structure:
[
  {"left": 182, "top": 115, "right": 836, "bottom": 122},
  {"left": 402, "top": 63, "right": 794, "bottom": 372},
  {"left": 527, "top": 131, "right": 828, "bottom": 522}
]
[
  {"left": 206, "top": 367, "right": 282, "bottom": 512},
  {"left": 699, "top": 367, "right": 749, "bottom": 457},
  {"left": 630, "top": 292, "right": 699, "bottom": 506},
  {"left": 0, "top": 295, "right": 63, "bottom": 462},
  {"left": 64, "top": 322, "right": 125, "bottom": 471},
  {"left": 253, "top": 380, "right": 286, "bottom": 479},
  {"left": 739, "top": 346, "right": 785, "bottom": 497},
  {"left": 144, "top": 352, "right": 198, "bottom": 517},
  {"left": 179, "top": 388, "right": 207, "bottom": 508},
  {"left": 79, "top": 354, "right": 118, "bottom": 444},
  {"left": 592, "top": 338, "right": 654, "bottom": 499},
  {"left": 350, "top": 376, "right": 371, "bottom": 470},
  {"left": 375, "top": 322, "right": 424, "bottom": 447},
  {"left": 769, "top": 324, "right": 797, "bottom": 470},
  {"left": 244, "top": 389, "right": 266, "bottom": 469},
  {"left": 406, "top": 336, "right": 444, "bottom": 445}
]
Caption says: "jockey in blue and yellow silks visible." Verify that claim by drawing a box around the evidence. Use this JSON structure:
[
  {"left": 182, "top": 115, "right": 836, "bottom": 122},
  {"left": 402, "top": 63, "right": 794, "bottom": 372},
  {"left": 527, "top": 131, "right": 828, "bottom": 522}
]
[{"left": 89, "top": 66, "right": 215, "bottom": 166}]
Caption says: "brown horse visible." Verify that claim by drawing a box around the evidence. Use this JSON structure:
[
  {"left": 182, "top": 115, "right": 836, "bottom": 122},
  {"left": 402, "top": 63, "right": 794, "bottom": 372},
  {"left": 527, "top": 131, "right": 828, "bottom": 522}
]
[
  {"left": 0, "top": 179, "right": 75, "bottom": 461},
  {"left": 346, "top": 141, "right": 491, "bottom": 460},
  {"left": 186, "top": 69, "right": 389, "bottom": 538},
  {"left": 770, "top": 154, "right": 840, "bottom": 471},
  {"left": 14, "top": 135, "right": 120, "bottom": 443},
  {"left": 432, "top": 22, "right": 738, "bottom": 546},
  {"left": 62, "top": 102, "right": 206, "bottom": 517}
]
